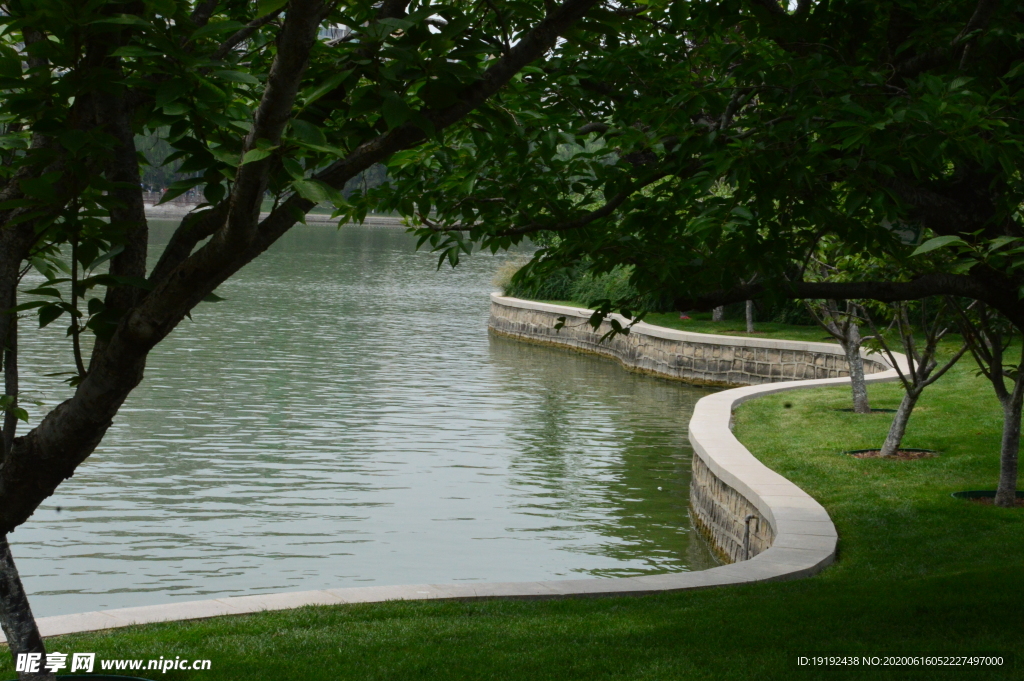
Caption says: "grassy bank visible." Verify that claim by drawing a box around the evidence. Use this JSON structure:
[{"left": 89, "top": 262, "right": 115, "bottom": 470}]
[{"left": 6, "top": 344, "right": 1022, "bottom": 680}]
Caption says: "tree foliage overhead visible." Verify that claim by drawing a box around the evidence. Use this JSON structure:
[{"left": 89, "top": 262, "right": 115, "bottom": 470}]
[
  {"left": 0, "top": 5, "right": 653, "bottom": 665},
  {"left": 0, "top": 0, "right": 635, "bottom": 666},
  {"left": 0, "top": 0, "right": 616, "bottom": 533},
  {"left": 380, "top": 0, "right": 1024, "bottom": 326}
]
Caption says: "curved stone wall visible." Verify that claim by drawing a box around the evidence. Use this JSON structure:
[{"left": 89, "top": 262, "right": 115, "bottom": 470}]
[
  {"left": 9, "top": 295, "right": 905, "bottom": 642},
  {"left": 488, "top": 294, "right": 904, "bottom": 568},
  {"left": 489, "top": 295, "right": 890, "bottom": 386}
]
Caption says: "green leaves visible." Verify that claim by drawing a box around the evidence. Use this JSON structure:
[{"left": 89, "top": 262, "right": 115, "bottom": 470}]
[
  {"left": 158, "top": 178, "right": 204, "bottom": 204},
  {"left": 241, "top": 138, "right": 279, "bottom": 165},
  {"left": 382, "top": 92, "right": 412, "bottom": 129},
  {"left": 911, "top": 236, "right": 966, "bottom": 257},
  {"left": 241, "top": 148, "right": 273, "bottom": 164},
  {"left": 92, "top": 14, "right": 152, "bottom": 27},
  {"left": 213, "top": 70, "right": 260, "bottom": 85},
  {"left": 0, "top": 46, "right": 21, "bottom": 78},
  {"left": 38, "top": 303, "right": 65, "bottom": 328},
  {"left": 291, "top": 179, "right": 344, "bottom": 206},
  {"left": 257, "top": 0, "right": 289, "bottom": 18},
  {"left": 112, "top": 45, "right": 163, "bottom": 57},
  {"left": 289, "top": 119, "right": 327, "bottom": 146},
  {"left": 300, "top": 70, "right": 352, "bottom": 108},
  {"left": 190, "top": 20, "right": 245, "bottom": 41},
  {"left": 0, "top": 396, "right": 28, "bottom": 424},
  {"left": 19, "top": 175, "right": 58, "bottom": 201}
]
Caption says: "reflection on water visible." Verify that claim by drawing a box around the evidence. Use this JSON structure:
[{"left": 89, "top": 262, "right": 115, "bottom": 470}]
[{"left": 13, "top": 222, "right": 718, "bottom": 617}]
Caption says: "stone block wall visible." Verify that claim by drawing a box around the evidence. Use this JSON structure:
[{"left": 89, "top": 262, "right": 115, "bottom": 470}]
[
  {"left": 689, "top": 455, "right": 774, "bottom": 562},
  {"left": 488, "top": 297, "right": 889, "bottom": 387},
  {"left": 488, "top": 295, "right": 891, "bottom": 565}
]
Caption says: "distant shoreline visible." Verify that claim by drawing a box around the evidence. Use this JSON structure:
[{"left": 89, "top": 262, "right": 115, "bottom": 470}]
[{"left": 144, "top": 204, "right": 406, "bottom": 227}]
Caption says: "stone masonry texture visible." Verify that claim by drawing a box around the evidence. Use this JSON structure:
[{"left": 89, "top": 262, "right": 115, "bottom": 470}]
[
  {"left": 488, "top": 298, "right": 873, "bottom": 564},
  {"left": 488, "top": 301, "right": 887, "bottom": 387}
]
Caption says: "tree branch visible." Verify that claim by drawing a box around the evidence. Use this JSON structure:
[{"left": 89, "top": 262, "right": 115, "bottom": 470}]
[
  {"left": 148, "top": 204, "right": 228, "bottom": 285},
  {"left": 419, "top": 168, "right": 677, "bottom": 237},
  {"left": 191, "top": 0, "right": 220, "bottom": 29},
  {"left": 577, "top": 121, "right": 609, "bottom": 135},
  {"left": 897, "top": 0, "right": 1002, "bottom": 76},
  {"left": 956, "top": 0, "right": 1001, "bottom": 68},
  {"left": 0, "top": 0, "right": 606, "bottom": 536},
  {"left": 253, "top": 0, "right": 605, "bottom": 249},
  {"left": 377, "top": 0, "right": 411, "bottom": 20},
  {"left": 217, "top": 0, "right": 325, "bottom": 251},
  {"left": 212, "top": 9, "right": 285, "bottom": 61}
]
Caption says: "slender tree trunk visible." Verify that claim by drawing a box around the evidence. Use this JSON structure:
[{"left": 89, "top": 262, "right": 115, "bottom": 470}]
[
  {"left": 995, "top": 383, "right": 1024, "bottom": 507},
  {"left": 712, "top": 305, "right": 724, "bottom": 322},
  {"left": 879, "top": 390, "right": 919, "bottom": 457},
  {"left": 842, "top": 327, "right": 871, "bottom": 414},
  {"left": 745, "top": 300, "right": 754, "bottom": 333},
  {"left": 0, "top": 538, "right": 52, "bottom": 681}
]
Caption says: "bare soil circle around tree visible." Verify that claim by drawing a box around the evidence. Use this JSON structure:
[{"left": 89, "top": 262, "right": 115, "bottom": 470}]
[
  {"left": 951, "top": 490, "right": 1024, "bottom": 508},
  {"left": 844, "top": 448, "right": 938, "bottom": 460}
]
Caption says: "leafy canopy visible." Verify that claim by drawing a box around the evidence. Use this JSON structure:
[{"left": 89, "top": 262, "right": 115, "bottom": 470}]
[{"left": 365, "top": 0, "right": 1024, "bottom": 326}]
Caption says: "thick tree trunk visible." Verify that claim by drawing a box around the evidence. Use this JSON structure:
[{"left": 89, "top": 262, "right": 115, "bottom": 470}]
[
  {"left": 745, "top": 300, "right": 754, "bottom": 333},
  {"left": 995, "top": 384, "right": 1023, "bottom": 507},
  {"left": 3, "top": 311, "right": 17, "bottom": 458},
  {"left": 0, "top": 538, "right": 52, "bottom": 681},
  {"left": 712, "top": 305, "right": 724, "bottom": 322},
  {"left": 879, "top": 390, "right": 919, "bottom": 457}
]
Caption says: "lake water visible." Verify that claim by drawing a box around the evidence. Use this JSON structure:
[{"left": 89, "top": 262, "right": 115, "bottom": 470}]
[{"left": 13, "top": 221, "right": 718, "bottom": 617}]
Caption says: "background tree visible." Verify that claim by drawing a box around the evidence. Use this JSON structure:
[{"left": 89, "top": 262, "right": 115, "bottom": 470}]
[
  {"left": 863, "top": 299, "right": 967, "bottom": 456},
  {"left": 373, "top": 0, "right": 1024, "bottom": 506},
  {"left": 806, "top": 299, "right": 871, "bottom": 413},
  {"left": 0, "top": 0, "right": 617, "bottom": 675},
  {"left": 951, "top": 301, "right": 1024, "bottom": 506}
]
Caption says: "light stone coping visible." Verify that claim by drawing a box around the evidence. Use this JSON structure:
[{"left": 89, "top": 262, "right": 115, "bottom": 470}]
[
  {"left": 9, "top": 297, "right": 908, "bottom": 643},
  {"left": 491, "top": 293, "right": 889, "bottom": 359}
]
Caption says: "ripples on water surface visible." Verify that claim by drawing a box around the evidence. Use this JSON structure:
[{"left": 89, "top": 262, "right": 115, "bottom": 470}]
[{"left": 15, "top": 221, "right": 718, "bottom": 616}]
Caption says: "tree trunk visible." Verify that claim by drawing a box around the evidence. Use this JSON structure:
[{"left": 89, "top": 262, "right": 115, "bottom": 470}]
[
  {"left": 843, "top": 332, "right": 871, "bottom": 414},
  {"left": 745, "top": 300, "right": 754, "bottom": 333},
  {"left": 995, "top": 383, "right": 1024, "bottom": 507},
  {"left": 0, "top": 537, "right": 52, "bottom": 680},
  {"left": 712, "top": 305, "right": 724, "bottom": 322},
  {"left": 879, "top": 390, "right": 919, "bottom": 457},
  {"left": 3, "top": 308, "right": 17, "bottom": 458}
]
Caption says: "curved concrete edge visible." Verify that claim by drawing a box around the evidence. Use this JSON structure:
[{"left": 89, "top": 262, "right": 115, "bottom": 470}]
[
  {"left": 687, "top": 366, "right": 907, "bottom": 580},
  {"left": 12, "top": 300, "right": 909, "bottom": 642}
]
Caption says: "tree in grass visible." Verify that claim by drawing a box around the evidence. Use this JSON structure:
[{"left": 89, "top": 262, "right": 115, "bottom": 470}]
[
  {"left": 951, "top": 301, "right": 1024, "bottom": 506},
  {"left": 374, "top": 0, "right": 1024, "bottom": 506},
  {"left": 862, "top": 299, "right": 967, "bottom": 456},
  {"left": 806, "top": 299, "right": 872, "bottom": 413},
  {"left": 0, "top": 0, "right": 621, "bottom": 674}
]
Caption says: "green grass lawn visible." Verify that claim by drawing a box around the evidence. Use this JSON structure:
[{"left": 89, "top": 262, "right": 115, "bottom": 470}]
[{"left": 7, "top": 340, "right": 1022, "bottom": 680}]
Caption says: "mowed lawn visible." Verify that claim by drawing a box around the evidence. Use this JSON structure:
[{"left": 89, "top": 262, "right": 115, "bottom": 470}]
[{"left": 3, "top": 340, "right": 1022, "bottom": 681}]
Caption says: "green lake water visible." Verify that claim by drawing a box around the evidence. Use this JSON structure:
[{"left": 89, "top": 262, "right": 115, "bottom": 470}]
[{"left": 14, "top": 221, "right": 718, "bottom": 617}]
